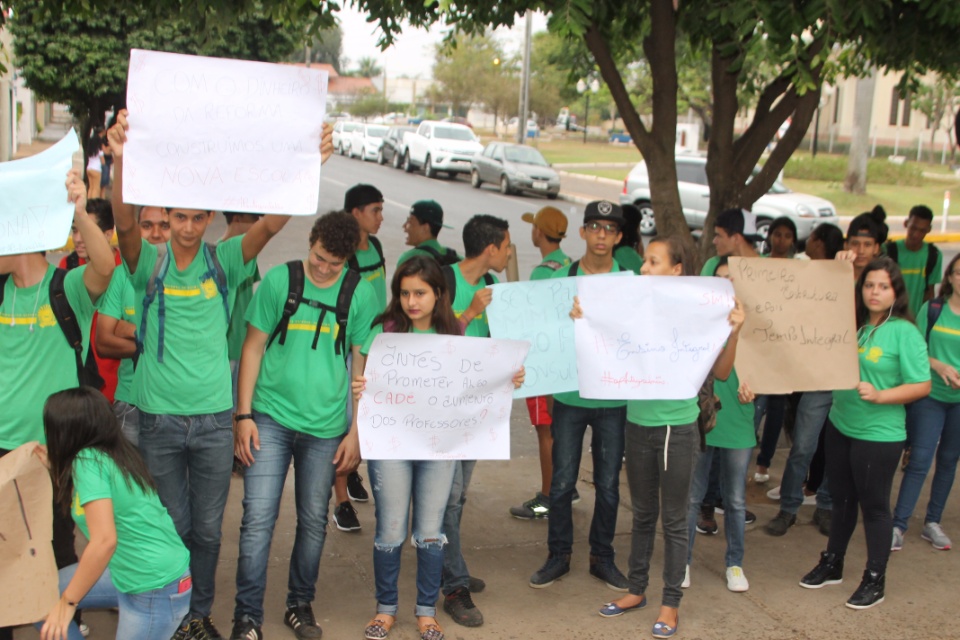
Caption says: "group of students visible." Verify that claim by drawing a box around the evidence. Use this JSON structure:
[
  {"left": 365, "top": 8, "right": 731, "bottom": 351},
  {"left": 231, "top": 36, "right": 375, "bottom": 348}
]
[{"left": 2, "top": 106, "right": 959, "bottom": 640}]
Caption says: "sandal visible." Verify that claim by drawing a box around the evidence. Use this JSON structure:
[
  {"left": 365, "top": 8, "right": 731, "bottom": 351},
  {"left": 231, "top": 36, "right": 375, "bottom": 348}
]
[
  {"left": 364, "top": 615, "right": 394, "bottom": 640},
  {"left": 417, "top": 617, "right": 444, "bottom": 640}
]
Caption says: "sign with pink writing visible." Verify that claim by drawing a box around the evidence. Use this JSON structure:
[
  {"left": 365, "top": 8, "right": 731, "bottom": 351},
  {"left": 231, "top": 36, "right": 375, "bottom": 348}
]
[
  {"left": 357, "top": 334, "right": 529, "bottom": 460},
  {"left": 123, "top": 49, "right": 327, "bottom": 215},
  {"left": 575, "top": 276, "right": 735, "bottom": 400}
]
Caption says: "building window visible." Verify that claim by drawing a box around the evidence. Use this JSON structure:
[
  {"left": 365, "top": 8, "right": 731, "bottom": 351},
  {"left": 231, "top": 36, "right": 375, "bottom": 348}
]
[
  {"left": 889, "top": 86, "right": 899, "bottom": 126},
  {"left": 833, "top": 87, "right": 841, "bottom": 124},
  {"left": 901, "top": 93, "right": 911, "bottom": 127}
]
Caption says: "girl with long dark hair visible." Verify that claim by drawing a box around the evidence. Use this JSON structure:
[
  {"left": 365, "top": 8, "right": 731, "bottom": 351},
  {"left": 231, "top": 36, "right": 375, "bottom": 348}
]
[
  {"left": 38, "top": 387, "right": 190, "bottom": 640},
  {"left": 800, "top": 257, "right": 930, "bottom": 609}
]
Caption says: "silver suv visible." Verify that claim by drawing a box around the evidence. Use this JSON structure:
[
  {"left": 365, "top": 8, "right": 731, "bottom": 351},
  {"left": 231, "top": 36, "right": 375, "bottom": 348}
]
[{"left": 619, "top": 156, "right": 839, "bottom": 239}]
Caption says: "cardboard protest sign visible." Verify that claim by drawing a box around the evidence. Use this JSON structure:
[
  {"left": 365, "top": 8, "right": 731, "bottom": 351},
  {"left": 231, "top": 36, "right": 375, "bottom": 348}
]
[
  {"left": 487, "top": 273, "right": 630, "bottom": 398},
  {"left": 729, "top": 257, "right": 858, "bottom": 393},
  {"left": 358, "top": 334, "right": 530, "bottom": 460},
  {"left": 0, "top": 443, "right": 58, "bottom": 627},
  {"left": 575, "top": 275, "right": 735, "bottom": 400},
  {"left": 123, "top": 49, "right": 328, "bottom": 215},
  {"left": 0, "top": 130, "right": 79, "bottom": 256}
]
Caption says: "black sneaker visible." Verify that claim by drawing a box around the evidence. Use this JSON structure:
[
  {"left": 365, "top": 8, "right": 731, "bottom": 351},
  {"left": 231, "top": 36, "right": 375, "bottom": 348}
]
[
  {"left": 284, "top": 603, "right": 323, "bottom": 639},
  {"left": 696, "top": 505, "right": 718, "bottom": 535},
  {"left": 845, "top": 570, "right": 885, "bottom": 610},
  {"left": 799, "top": 551, "right": 844, "bottom": 589},
  {"left": 347, "top": 471, "right": 369, "bottom": 502},
  {"left": 764, "top": 510, "right": 797, "bottom": 536},
  {"left": 333, "top": 501, "right": 361, "bottom": 532},
  {"left": 175, "top": 617, "right": 224, "bottom": 640},
  {"left": 509, "top": 493, "right": 550, "bottom": 519},
  {"left": 467, "top": 576, "right": 486, "bottom": 593},
  {"left": 529, "top": 552, "right": 571, "bottom": 588},
  {"left": 813, "top": 507, "right": 832, "bottom": 536},
  {"left": 230, "top": 618, "right": 262, "bottom": 640},
  {"left": 571, "top": 488, "right": 581, "bottom": 504},
  {"left": 443, "top": 586, "right": 483, "bottom": 627},
  {"left": 744, "top": 509, "right": 757, "bottom": 525},
  {"left": 589, "top": 555, "right": 629, "bottom": 592}
]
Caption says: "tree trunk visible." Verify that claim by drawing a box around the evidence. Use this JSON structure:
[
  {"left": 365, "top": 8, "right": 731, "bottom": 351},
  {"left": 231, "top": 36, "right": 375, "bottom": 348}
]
[{"left": 844, "top": 70, "right": 876, "bottom": 195}]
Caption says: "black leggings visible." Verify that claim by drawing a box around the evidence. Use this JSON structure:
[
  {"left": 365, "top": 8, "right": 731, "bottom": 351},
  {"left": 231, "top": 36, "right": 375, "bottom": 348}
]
[{"left": 825, "top": 424, "right": 904, "bottom": 573}]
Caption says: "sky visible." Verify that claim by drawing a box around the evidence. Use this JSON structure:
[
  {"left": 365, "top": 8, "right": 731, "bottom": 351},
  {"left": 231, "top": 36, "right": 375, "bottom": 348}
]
[{"left": 335, "top": 6, "right": 548, "bottom": 79}]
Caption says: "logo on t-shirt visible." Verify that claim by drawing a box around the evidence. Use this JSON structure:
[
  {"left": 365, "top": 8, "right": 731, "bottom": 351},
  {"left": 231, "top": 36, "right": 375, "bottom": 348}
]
[
  {"left": 72, "top": 492, "right": 85, "bottom": 517},
  {"left": 859, "top": 346, "right": 883, "bottom": 363},
  {"left": 201, "top": 278, "right": 218, "bottom": 299},
  {"left": 37, "top": 304, "right": 56, "bottom": 328}
]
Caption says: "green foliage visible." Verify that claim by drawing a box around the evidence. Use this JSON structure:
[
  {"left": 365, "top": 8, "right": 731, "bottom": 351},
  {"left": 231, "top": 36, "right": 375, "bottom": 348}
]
[
  {"left": 348, "top": 89, "right": 389, "bottom": 118},
  {"left": 294, "top": 25, "right": 343, "bottom": 72},
  {"left": 782, "top": 154, "right": 924, "bottom": 187},
  {"left": 431, "top": 32, "right": 511, "bottom": 115}
]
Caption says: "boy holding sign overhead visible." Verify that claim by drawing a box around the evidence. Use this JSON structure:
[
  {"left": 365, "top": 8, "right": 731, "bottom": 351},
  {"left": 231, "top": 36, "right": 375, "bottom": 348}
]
[
  {"left": 529, "top": 200, "right": 630, "bottom": 592},
  {"left": 107, "top": 109, "right": 334, "bottom": 640}
]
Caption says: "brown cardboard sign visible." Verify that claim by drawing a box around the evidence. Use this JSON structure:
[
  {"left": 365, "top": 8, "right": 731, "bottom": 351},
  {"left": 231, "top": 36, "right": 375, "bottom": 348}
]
[
  {"left": 729, "top": 257, "right": 859, "bottom": 394},
  {"left": 0, "top": 443, "right": 59, "bottom": 627}
]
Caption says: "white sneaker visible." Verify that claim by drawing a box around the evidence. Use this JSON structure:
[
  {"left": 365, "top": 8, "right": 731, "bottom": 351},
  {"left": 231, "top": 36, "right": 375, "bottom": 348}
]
[
  {"left": 922, "top": 522, "right": 953, "bottom": 550},
  {"left": 79, "top": 623, "right": 90, "bottom": 638},
  {"left": 726, "top": 566, "right": 749, "bottom": 592},
  {"left": 681, "top": 564, "right": 691, "bottom": 588},
  {"left": 754, "top": 471, "right": 770, "bottom": 483},
  {"left": 766, "top": 486, "right": 781, "bottom": 500},
  {"left": 802, "top": 493, "right": 817, "bottom": 506},
  {"left": 891, "top": 526, "right": 904, "bottom": 551}
]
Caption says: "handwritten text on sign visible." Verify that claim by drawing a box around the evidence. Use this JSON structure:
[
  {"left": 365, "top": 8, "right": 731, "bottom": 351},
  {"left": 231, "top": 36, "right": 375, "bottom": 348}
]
[
  {"left": 729, "top": 257, "right": 858, "bottom": 393},
  {"left": 358, "top": 334, "right": 529, "bottom": 460},
  {"left": 487, "top": 273, "right": 631, "bottom": 398},
  {"left": 575, "top": 276, "right": 735, "bottom": 400},
  {"left": 123, "top": 49, "right": 327, "bottom": 215},
  {"left": 0, "top": 130, "right": 79, "bottom": 257}
]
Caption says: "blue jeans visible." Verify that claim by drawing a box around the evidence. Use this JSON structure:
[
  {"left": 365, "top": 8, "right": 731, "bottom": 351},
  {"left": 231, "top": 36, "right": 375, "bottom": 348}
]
[
  {"left": 687, "top": 446, "right": 752, "bottom": 567},
  {"left": 441, "top": 460, "right": 476, "bottom": 595},
  {"left": 370, "top": 459, "right": 456, "bottom": 617},
  {"left": 234, "top": 412, "right": 342, "bottom": 625},
  {"left": 37, "top": 566, "right": 191, "bottom": 640},
  {"left": 780, "top": 391, "right": 833, "bottom": 514},
  {"left": 113, "top": 401, "right": 140, "bottom": 447},
  {"left": 548, "top": 402, "right": 626, "bottom": 559},
  {"left": 894, "top": 396, "right": 960, "bottom": 531},
  {"left": 139, "top": 409, "right": 234, "bottom": 619}
]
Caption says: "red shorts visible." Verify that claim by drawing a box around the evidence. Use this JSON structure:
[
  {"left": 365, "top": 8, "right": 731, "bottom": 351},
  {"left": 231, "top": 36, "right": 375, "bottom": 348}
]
[{"left": 525, "top": 396, "right": 552, "bottom": 427}]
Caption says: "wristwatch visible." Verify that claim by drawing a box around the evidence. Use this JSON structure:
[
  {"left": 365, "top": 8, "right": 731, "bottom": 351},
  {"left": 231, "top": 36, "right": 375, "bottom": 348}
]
[{"left": 234, "top": 413, "right": 254, "bottom": 422}]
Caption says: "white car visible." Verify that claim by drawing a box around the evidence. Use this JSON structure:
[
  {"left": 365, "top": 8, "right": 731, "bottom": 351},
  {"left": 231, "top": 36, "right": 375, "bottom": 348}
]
[
  {"left": 403, "top": 121, "right": 483, "bottom": 178},
  {"left": 332, "top": 121, "right": 361, "bottom": 155},
  {"left": 347, "top": 124, "right": 390, "bottom": 161}
]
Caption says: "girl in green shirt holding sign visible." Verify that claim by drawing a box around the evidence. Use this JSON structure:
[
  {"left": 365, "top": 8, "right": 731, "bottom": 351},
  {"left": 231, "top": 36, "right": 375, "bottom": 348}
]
[{"left": 800, "top": 257, "right": 930, "bottom": 610}]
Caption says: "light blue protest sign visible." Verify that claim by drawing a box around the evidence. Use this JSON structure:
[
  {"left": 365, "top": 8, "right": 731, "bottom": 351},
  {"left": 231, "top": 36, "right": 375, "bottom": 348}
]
[
  {"left": 0, "top": 130, "right": 79, "bottom": 257},
  {"left": 487, "top": 272, "right": 631, "bottom": 398}
]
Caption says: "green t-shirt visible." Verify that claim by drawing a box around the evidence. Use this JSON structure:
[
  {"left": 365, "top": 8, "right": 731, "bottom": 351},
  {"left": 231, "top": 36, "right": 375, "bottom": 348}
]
[
  {"left": 551, "top": 260, "right": 627, "bottom": 409},
  {"left": 353, "top": 236, "right": 387, "bottom": 311},
  {"left": 706, "top": 368, "right": 757, "bottom": 449},
  {"left": 0, "top": 265, "right": 96, "bottom": 448},
  {"left": 225, "top": 244, "right": 260, "bottom": 362},
  {"left": 126, "top": 237, "right": 255, "bottom": 415},
  {"left": 830, "top": 318, "right": 931, "bottom": 442},
  {"left": 396, "top": 239, "right": 461, "bottom": 268},
  {"left": 701, "top": 255, "right": 721, "bottom": 276},
  {"left": 71, "top": 449, "right": 189, "bottom": 594},
  {"left": 889, "top": 240, "right": 942, "bottom": 318},
  {"left": 626, "top": 398, "right": 699, "bottom": 427},
  {"left": 449, "top": 262, "right": 499, "bottom": 338},
  {"left": 917, "top": 300, "right": 960, "bottom": 403},
  {"left": 614, "top": 246, "right": 644, "bottom": 275},
  {"left": 99, "top": 268, "right": 138, "bottom": 405},
  {"left": 530, "top": 249, "right": 571, "bottom": 281},
  {"left": 246, "top": 263, "right": 378, "bottom": 437},
  {"left": 361, "top": 322, "right": 438, "bottom": 356}
]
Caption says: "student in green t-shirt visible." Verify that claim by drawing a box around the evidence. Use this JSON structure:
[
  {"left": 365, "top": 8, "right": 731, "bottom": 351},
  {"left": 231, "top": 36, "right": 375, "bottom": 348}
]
[
  {"left": 38, "top": 387, "right": 190, "bottom": 640},
  {"left": 885, "top": 205, "right": 942, "bottom": 318},
  {"left": 701, "top": 208, "right": 760, "bottom": 276},
  {"left": 892, "top": 251, "right": 960, "bottom": 553},
  {"left": 396, "top": 199, "right": 461, "bottom": 268},
  {"left": 800, "top": 257, "right": 930, "bottom": 610},
  {"left": 613, "top": 203, "right": 645, "bottom": 275}
]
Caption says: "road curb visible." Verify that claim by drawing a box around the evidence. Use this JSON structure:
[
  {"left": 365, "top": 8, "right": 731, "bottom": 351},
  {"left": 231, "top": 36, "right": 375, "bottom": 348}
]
[{"left": 558, "top": 170, "right": 622, "bottom": 187}]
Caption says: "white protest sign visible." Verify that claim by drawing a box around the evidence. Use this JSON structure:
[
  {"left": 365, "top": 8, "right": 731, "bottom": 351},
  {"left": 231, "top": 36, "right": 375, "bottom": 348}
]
[
  {"left": 487, "top": 272, "right": 631, "bottom": 398},
  {"left": 358, "top": 334, "right": 530, "bottom": 460},
  {"left": 575, "top": 276, "right": 735, "bottom": 399},
  {"left": 123, "top": 49, "right": 327, "bottom": 215},
  {"left": 0, "top": 130, "right": 79, "bottom": 256}
]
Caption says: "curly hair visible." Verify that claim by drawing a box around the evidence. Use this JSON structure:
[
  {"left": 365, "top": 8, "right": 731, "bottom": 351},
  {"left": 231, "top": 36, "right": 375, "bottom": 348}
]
[{"left": 309, "top": 210, "right": 360, "bottom": 259}]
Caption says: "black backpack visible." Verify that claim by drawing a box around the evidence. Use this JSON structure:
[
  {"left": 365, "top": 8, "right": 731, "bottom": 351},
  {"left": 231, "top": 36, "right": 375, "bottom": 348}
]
[
  {"left": 886, "top": 241, "right": 941, "bottom": 284},
  {"left": 926, "top": 297, "right": 945, "bottom": 344},
  {"left": 441, "top": 265, "right": 494, "bottom": 302},
  {"left": 347, "top": 235, "right": 385, "bottom": 274},
  {"left": 419, "top": 244, "right": 460, "bottom": 267},
  {"left": 0, "top": 270, "right": 104, "bottom": 388},
  {"left": 266, "top": 261, "right": 362, "bottom": 363}
]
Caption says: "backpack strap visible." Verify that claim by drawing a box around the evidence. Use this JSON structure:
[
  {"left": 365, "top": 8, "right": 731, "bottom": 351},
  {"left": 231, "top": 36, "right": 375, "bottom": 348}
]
[
  {"left": 267, "top": 261, "right": 305, "bottom": 349},
  {"left": 927, "top": 297, "right": 945, "bottom": 344},
  {"left": 885, "top": 241, "right": 898, "bottom": 262},
  {"left": 201, "top": 242, "right": 231, "bottom": 324},
  {"left": 348, "top": 235, "right": 386, "bottom": 273},
  {"left": 334, "top": 269, "right": 362, "bottom": 363},
  {"left": 926, "top": 243, "right": 941, "bottom": 283},
  {"left": 0, "top": 273, "right": 7, "bottom": 306},
  {"left": 442, "top": 265, "right": 457, "bottom": 302},
  {"left": 419, "top": 244, "right": 460, "bottom": 266},
  {"left": 567, "top": 260, "right": 580, "bottom": 277},
  {"left": 483, "top": 273, "right": 495, "bottom": 286},
  {"left": 49, "top": 268, "right": 103, "bottom": 388}
]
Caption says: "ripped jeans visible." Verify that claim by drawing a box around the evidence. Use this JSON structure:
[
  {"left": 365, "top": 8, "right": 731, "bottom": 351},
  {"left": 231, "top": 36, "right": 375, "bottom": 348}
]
[{"left": 369, "top": 459, "right": 457, "bottom": 617}]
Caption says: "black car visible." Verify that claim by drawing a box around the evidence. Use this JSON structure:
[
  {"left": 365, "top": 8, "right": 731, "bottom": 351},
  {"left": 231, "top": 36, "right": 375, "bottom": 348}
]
[{"left": 379, "top": 126, "right": 416, "bottom": 168}]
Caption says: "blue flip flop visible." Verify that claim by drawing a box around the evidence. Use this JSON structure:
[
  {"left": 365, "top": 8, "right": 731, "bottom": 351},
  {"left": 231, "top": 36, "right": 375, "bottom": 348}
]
[
  {"left": 652, "top": 616, "right": 679, "bottom": 639},
  {"left": 598, "top": 596, "right": 647, "bottom": 618}
]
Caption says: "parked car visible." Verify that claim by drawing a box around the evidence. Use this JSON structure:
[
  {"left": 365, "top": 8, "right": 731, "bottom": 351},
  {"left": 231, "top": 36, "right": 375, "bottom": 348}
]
[
  {"left": 470, "top": 142, "right": 560, "bottom": 198},
  {"left": 403, "top": 121, "right": 483, "bottom": 178},
  {"left": 380, "top": 125, "right": 417, "bottom": 167},
  {"left": 619, "top": 156, "right": 839, "bottom": 240},
  {"left": 332, "top": 121, "right": 361, "bottom": 155},
  {"left": 441, "top": 116, "right": 473, "bottom": 129},
  {"left": 347, "top": 124, "right": 390, "bottom": 161}
]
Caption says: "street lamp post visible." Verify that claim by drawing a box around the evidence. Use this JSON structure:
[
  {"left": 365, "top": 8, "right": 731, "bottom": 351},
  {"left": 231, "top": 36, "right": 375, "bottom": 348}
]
[
  {"left": 577, "top": 77, "right": 600, "bottom": 144},
  {"left": 812, "top": 85, "right": 834, "bottom": 158}
]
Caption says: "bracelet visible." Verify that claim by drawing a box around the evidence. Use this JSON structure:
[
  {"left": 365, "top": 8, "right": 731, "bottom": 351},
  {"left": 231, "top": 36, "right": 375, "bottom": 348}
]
[{"left": 234, "top": 413, "right": 254, "bottom": 422}]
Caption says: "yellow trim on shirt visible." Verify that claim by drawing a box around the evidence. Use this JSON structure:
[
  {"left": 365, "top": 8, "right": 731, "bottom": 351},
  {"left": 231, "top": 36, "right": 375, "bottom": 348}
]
[{"left": 933, "top": 325, "right": 960, "bottom": 337}]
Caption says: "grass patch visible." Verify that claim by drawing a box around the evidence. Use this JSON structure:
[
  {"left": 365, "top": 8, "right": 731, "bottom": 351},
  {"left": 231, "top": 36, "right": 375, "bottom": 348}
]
[
  {"left": 782, "top": 153, "right": 923, "bottom": 186},
  {"left": 562, "top": 168, "right": 630, "bottom": 181},
  {"left": 534, "top": 137, "right": 642, "bottom": 165},
  {"left": 783, "top": 178, "right": 960, "bottom": 218}
]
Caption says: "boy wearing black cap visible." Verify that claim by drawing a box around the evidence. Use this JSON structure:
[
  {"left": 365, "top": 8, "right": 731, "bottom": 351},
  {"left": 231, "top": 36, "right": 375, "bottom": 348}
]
[
  {"left": 396, "top": 199, "right": 461, "bottom": 267},
  {"left": 530, "top": 200, "right": 630, "bottom": 592},
  {"left": 702, "top": 208, "right": 760, "bottom": 275}
]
